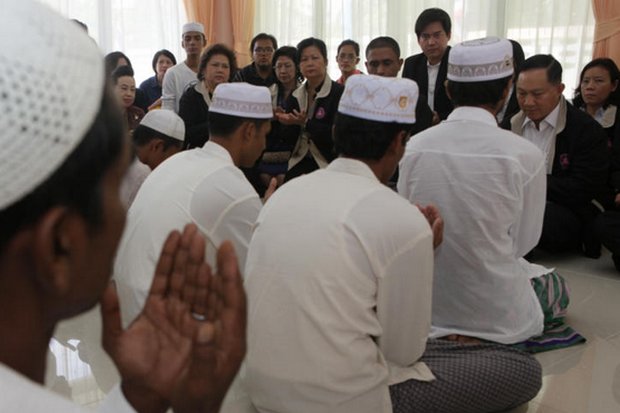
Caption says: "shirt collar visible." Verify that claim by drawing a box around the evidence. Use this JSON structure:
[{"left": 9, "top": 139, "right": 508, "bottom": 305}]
[
  {"left": 523, "top": 101, "right": 561, "bottom": 130},
  {"left": 201, "top": 141, "right": 234, "bottom": 164},
  {"left": 327, "top": 158, "right": 380, "bottom": 183},
  {"left": 446, "top": 106, "right": 499, "bottom": 127}
]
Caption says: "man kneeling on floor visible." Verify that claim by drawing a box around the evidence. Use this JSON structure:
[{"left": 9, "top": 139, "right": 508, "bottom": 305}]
[
  {"left": 242, "top": 74, "right": 542, "bottom": 413},
  {"left": 398, "top": 37, "right": 584, "bottom": 353}
]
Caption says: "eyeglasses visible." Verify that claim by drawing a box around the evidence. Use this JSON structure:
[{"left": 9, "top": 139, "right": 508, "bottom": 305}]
[
  {"left": 254, "top": 47, "right": 274, "bottom": 54},
  {"left": 337, "top": 53, "right": 357, "bottom": 61}
]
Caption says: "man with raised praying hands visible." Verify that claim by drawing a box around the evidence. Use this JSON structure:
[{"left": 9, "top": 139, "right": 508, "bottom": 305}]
[
  {"left": 241, "top": 73, "right": 542, "bottom": 413},
  {"left": 399, "top": 37, "right": 584, "bottom": 352},
  {"left": 0, "top": 1, "right": 245, "bottom": 412}
]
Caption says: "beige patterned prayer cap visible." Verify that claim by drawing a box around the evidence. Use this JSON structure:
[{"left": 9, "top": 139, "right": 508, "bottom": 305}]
[
  {"left": 209, "top": 83, "right": 273, "bottom": 119},
  {"left": 338, "top": 74, "right": 418, "bottom": 124},
  {"left": 448, "top": 37, "right": 514, "bottom": 82}
]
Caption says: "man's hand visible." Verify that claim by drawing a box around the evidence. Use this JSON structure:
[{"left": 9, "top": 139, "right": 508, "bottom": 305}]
[
  {"left": 170, "top": 240, "right": 247, "bottom": 413},
  {"left": 416, "top": 204, "right": 444, "bottom": 249},
  {"left": 101, "top": 226, "right": 199, "bottom": 413}
]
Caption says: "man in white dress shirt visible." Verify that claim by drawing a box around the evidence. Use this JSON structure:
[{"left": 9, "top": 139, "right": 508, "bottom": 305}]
[
  {"left": 244, "top": 74, "right": 541, "bottom": 413},
  {"left": 399, "top": 37, "right": 579, "bottom": 349},
  {"left": 0, "top": 1, "right": 246, "bottom": 412},
  {"left": 503, "top": 54, "right": 609, "bottom": 256},
  {"left": 161, "top": 22, "right": 206, "bottom": 112},
  {"left": 114, "top": 82, "right": 272, "bottom": 326}
]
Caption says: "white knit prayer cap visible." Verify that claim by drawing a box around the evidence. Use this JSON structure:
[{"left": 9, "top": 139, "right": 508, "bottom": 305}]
[
  {"left": 338, "top": 74, "right": 418, "bottom": 124},
  {"left": 209, "top": 83, "right": 273, "bottom": 119},
  {"left": 448, "top": 37, "right": 514, "bottom": 82},
  {"left": 139, "top": 110, "right": 185, "bottom": 141},
  {"left": 182, "top": 22, "right": 205, "bottom": 35},
  {"left": 0, "top": 0, "right": 104, "bottom": 210}
]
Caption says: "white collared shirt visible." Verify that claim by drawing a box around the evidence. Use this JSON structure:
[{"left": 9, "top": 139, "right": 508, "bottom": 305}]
[
  {"left": 244, "top": 158, "right": 434, "bottom": 413},
  {"left": 1, "top": 363, "right": 135, "bottom": 412},
  {"left": 522, "top": 102, "right": 561, "bottom": 173},
  {"left": 113, "top": 141, "right": 262, "bottom": 327},
  {"left": 398, "top": 106, "right": 547, "bottom": 344},
  {"left": 427, "top": 61, "right": 441, "bottom": 110}
]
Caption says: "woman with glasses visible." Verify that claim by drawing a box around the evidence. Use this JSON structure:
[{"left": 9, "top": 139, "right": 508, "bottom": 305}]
[
  {"left": 179, "top": 44, "right": 237, "bottom": 149},
  {"left": 257, "top": 46, "right": 304, "bottom": 190}
]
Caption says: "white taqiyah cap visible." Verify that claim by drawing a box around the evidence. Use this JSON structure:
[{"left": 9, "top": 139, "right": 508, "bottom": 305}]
[
  {"left": 0, "top": 0, "right": 104, "bottom": 210},
  {"left": 448, "top": 37, "right": 514, "bottom": 82},
  {"left": 182, "top": 22, "right": 205, "bottom": 35},
  {"left": 139, "top": 109, "right": 185, "bottom": 141},
  {"left": 338, "top": 74, "right": 418, "bottom": 124},
  {"left": 209, "top": 83, "right": 273, "bottom": 119}
]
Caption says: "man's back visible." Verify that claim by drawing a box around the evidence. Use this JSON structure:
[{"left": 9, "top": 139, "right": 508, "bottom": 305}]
[
  {"left": 113, "top": 142, "right": 261, "bottom": 326},
  {"left": 398, "top": 107, "right": 546, "bottom": 344},
  {"left": 245, "top": 159, "right": 433, "bottom": 413}
]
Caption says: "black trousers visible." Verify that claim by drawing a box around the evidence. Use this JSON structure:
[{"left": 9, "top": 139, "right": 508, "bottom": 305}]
[{"left": 595, "top": 210, "right": 620, "bottom": 270}]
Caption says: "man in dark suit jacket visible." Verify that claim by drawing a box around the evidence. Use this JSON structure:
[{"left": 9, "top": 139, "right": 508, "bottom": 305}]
[
  {"left": 502, "top": 54, "right": 609, "bottom": 256},
  {"left": 402, "top": 8, "right": 453, "bottom": 123}
]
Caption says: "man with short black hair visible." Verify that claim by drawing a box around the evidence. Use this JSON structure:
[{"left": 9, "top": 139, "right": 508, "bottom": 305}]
[
  {"left": 503, "top": 54, "right": 609, "bottom": 255},
  {"left": 243, "top": 74, "right": 542, "bottom": 413},
  {"left": 162, "top": 22, "right": 207, "bottom": 112},
  {"left": 114, "top": 83, "right": 273, "bottom": 326},
  {"left": 400, "top": 38, "right": 582, "bottom": 351},
  {"left": 232, "top": 33, "right": 278, "bottom": 87},
  {"left": 402, "top": 8, "right": 453, "bottom": 123},
  {"left": 365, "top": 36, "right": 433, "bottom": 138}
]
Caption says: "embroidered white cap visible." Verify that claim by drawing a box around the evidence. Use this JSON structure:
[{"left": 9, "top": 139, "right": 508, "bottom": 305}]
[
  {"left": 338, "top": 74, "right": 418, "bottom": 123},
  {"left": 209, "top": 83, "right": 273, "bottom": 119},
  {"left": 448, "top": 37, "right": 514, "bottom": 82},
  {"left": 182, "top": 22, "right": 205, "bottom": 35},
  {"left": 139, "top": 109, "right": 185, "bottom": 141},
  {"left": 0, "top": 0, "right": 104, "bottom": 211}
]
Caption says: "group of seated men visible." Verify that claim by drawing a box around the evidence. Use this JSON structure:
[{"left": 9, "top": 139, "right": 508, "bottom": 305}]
[{"left": 1, "top": 1, "right": 613, "bottom": 413}]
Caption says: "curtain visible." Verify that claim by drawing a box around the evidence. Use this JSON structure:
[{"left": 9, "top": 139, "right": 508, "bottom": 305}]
[
  {"left": 39, "top": 0, "right": 188, "bottom": 86},
  {"left": 183, "top": 0, "right": 215, "bottom": 45},
  {"left": 230, "top": 0, "right": 256, "bottom": 67},
  {"left": 592, "top": 0, "right": 620, "bottom": 68},
  {"left": 254, "top": 0, "right": 595, "bottom": 94},
  {"left": 505, "top": 0, "right": 595, "bottom": 95}
]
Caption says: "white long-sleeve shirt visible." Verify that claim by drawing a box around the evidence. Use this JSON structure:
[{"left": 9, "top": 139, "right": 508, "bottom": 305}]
[
  {"left": 1, "top": 363, "right": 134, "bottom": 412},
  {"left": 244, "top": 158, "right": 435, "bottom": 413},
  {"left": 398, "top": 106, "right": 548, "bottom": 344},
  {"left": 161, "top": 62, "right": 197, "bottom": 113},
  {"left": 113, "top": 142, "right": 262, "bottom": 327}
]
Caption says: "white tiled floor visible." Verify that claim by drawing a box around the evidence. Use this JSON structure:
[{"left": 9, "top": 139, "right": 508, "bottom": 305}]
[{"left": 45, "top": 250, "right": 620, "bottom": 412}]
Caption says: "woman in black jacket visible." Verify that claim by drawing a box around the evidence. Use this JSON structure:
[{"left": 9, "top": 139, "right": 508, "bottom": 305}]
[
  {"left": 179, "top": 44, "right": 237, "bottom": 149},
  {"left": 277, "top": 37, "right": 344, "bottom": 181}
]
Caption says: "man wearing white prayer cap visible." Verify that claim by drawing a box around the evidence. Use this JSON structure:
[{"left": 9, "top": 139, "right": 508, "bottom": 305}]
[
  {"left": 120, "top": 109, "right": 186, "bottom": 208},
  {"left": 114, "top": 82, "right": 274, "bottom": 327},
  {"left": 162, "top": 21, "right": 206, "bottom": 112},
  {"left": 400, "top": 37, "right": 582, "bottom": 353},
  {"left": 0, "top": 1, "right": 246, "bottom": 412},
  {"left": 240, "top": 73, "right": 541, "bottom": 413}
]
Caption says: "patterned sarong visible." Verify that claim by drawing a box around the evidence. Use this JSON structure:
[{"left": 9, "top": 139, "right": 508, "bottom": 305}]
[{"left": 513, "top": 271, "right": 586, "bottom": 353}]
